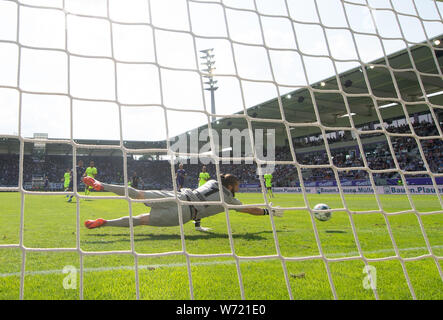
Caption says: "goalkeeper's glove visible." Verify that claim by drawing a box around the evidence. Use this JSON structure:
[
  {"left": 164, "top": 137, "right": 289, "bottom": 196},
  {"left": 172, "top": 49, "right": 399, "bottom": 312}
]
[{"left": 263, "top": 204, "right": 284, "bottom": 217}]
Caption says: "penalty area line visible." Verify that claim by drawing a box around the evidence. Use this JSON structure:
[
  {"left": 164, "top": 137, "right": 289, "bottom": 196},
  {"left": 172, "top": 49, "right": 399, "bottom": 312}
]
[{"left": 0, "top": 245, "right": 442, "bottom": 278}]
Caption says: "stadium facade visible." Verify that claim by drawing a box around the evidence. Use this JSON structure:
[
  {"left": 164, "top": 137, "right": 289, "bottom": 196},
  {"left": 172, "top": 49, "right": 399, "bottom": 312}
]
[{"left": 0, "top": 35, "right": 442, "bottom": 192}]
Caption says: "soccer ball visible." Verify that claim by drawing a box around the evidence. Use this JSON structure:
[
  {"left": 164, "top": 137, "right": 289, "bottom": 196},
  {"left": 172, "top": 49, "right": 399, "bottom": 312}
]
[{"left": 313, "top": 203, "right": 332, "bottom": 222}]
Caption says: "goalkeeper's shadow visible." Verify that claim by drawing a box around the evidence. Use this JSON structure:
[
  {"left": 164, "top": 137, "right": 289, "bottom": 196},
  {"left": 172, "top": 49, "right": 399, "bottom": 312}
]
[{"left": 83, "top": 231, "right": 269, "bottom": 243}]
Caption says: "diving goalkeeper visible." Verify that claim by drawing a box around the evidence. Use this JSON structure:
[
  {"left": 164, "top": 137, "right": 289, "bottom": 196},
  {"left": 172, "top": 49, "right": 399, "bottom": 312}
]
[{"left": 83, "top": 174, "right": 283, "bottom": 230}]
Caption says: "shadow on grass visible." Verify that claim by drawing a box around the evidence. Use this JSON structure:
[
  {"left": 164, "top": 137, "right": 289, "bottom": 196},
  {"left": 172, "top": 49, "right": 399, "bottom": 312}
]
[
  {"left": 325, "top": 230, "right": 347, "bottom": 234},
  {"left": 81, "top": 230, "right": 277, "bottom": 244}
]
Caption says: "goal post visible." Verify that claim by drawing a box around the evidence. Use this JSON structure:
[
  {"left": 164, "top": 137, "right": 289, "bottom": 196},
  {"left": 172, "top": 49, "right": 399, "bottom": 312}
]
[{"left": 0, "top": 0, "right": 442, "bottom": 300}]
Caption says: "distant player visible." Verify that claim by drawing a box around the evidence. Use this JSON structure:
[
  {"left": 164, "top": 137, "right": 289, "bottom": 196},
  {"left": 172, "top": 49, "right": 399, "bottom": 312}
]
[
  {"left": 84, "top": 160, "right": 98, "bottom": 195},
  {"left": 195, "top": 165, "right": 211, "bottom": 230},
  {"left": 264, "top": 172, "right": 274, "bottom": 198},
  {"left": 198, "top": 166, "right": 210, "bottom": 187},
  {"left": 67, "top": 159, "right": 85, "bottom": 202},
  {"left": 63, "top": 168, "right": 71, "bottom": 197},
  {"left": 44, "top": 176, "right": 50, "bottom": 191},
  {"left": 130, "top": 171, "right": 139, "bottom": 189},
  {"left": 83, "top": 174, "right": 284, "bottom": 232},
  {"left": 175, "top": 163, "right": 186, "bottom": 191}
]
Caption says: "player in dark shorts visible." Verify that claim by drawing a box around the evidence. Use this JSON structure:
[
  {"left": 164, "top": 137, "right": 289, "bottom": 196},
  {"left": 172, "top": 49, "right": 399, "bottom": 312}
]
[
  {"left": 131, "top": 171, "right": 140, "bottom": 189},
  {"left": 44, "top": 176, "right": 50, "bottom": 191},
  {"left": 176, "top": 163, "right": 186, "bottom": 191}
]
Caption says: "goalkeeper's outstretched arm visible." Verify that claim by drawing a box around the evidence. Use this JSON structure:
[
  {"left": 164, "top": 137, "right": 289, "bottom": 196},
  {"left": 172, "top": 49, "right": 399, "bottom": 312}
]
[
  {"left": 237, "top": 207, "right": 266, "bottom": 216},
  {"left": 237, "top": 206, "right": 284, "bottom": 217}
]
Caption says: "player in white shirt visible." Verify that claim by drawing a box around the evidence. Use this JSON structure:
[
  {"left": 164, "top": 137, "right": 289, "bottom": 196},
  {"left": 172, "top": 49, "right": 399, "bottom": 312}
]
[{"left": 83, "top": 174, "right": 283, "bottom": 231}]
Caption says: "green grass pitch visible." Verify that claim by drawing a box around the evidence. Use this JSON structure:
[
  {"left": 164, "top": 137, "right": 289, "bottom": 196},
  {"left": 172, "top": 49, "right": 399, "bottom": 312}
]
[{"left": 0, "top": 191, "right": 442, "bottom": 300}]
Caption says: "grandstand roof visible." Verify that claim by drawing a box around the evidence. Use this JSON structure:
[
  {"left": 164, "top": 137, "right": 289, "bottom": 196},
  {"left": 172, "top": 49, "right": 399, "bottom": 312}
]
[{"left": 205, "top": 34, "right": 443, "bottom": 139}]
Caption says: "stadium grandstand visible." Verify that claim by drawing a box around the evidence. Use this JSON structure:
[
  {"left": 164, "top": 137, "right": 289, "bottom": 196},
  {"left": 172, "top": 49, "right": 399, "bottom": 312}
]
[{"left": 1, "top": 36, "right": 442, "bottom": 192}]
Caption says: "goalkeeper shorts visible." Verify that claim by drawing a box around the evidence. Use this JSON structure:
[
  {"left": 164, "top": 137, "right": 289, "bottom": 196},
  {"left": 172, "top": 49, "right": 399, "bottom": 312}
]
[{"left": 141, "top": 190, "right": 193, "bottom": 227}]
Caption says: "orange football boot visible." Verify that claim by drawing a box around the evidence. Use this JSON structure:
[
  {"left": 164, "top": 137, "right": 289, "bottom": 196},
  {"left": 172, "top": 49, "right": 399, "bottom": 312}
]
[
  {"left": 82, "top": 176, "right": 104, "bottom": 191},
  {"left": 84, "top": 218, "right": 106, "bottom": 229}
]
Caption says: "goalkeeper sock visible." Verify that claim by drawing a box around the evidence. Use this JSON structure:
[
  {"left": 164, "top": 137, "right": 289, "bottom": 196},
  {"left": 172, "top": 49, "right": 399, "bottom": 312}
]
[
  {"left": 105, "top": 216, "right": 143, "bottom": 227},
  {"left": 102, "top": 183, "right": 140, "bottom": 199}
]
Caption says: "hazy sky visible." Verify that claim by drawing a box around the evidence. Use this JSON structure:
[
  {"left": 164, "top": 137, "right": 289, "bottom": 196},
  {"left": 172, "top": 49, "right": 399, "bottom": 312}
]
[{"left": 0, "top": 0, "right": 442, "bottom": 142}]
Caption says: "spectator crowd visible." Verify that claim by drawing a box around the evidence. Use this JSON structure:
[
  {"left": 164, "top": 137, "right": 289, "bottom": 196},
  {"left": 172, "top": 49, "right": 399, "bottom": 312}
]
[{"left": 0, "top": 117, "right": 441, "bottom": 190}]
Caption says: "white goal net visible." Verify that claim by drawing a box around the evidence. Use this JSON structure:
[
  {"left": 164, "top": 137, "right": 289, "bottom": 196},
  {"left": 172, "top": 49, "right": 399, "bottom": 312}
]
[{"left": 0, "top": 0, "right": 442, "bottom": 300}]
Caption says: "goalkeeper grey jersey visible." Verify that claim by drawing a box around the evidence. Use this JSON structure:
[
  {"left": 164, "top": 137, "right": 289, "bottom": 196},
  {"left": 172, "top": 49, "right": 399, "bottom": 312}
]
[{"left": 180, "top": 180, "right": 243, "bottom": 220}]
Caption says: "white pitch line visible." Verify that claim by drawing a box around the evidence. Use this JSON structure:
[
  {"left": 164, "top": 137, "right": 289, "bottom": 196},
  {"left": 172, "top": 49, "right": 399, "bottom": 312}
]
[
  {"left": 0, "top": 260, "right": 231, "bottom": 278},
  {"left": 1, "top": 245, "right": 442, "bottom": 278},
  {"left": 327, "top": 244, "right": 443, "bottom": 258}
]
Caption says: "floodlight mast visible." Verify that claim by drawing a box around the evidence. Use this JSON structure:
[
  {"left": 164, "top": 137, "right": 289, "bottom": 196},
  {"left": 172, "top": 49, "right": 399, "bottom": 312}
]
[{"left": 200, "top": 48, "right": 218, "bottom": 123}]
